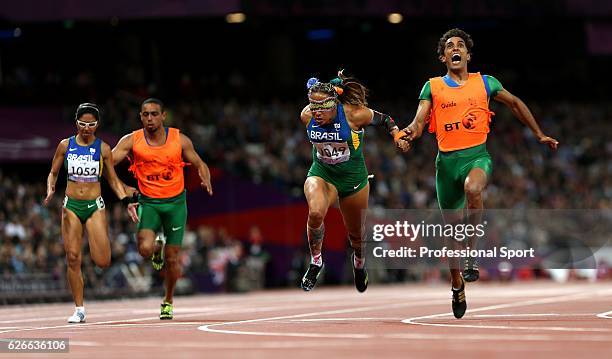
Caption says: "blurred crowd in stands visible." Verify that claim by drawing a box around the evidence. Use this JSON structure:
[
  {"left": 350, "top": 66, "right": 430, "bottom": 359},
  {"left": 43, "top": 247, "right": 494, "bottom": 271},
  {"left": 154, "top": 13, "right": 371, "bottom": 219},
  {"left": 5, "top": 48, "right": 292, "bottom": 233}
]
[
  {"left": 1, "top": 50, "right": 611, "bottom": 302},
  {"left": 120, "top": 95, "right": 610, "bottom": 211},
  {"left": 1, "top": 89, "right": 610, "bottom": 301}
]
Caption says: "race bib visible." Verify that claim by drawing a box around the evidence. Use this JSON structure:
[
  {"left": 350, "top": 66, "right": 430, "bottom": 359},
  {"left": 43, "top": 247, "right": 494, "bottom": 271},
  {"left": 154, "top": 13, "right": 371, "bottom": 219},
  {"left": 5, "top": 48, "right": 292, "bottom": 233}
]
[
  {"left": 66, "top": 154, "right": 99, "bottom": 182},
  {"left": 314, "top": 142, "right": 350, "bottom": 165}
]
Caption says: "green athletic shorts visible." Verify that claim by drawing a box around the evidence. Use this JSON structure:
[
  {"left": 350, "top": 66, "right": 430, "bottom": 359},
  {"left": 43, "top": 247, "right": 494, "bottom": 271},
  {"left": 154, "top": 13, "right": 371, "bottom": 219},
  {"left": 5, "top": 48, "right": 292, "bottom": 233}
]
[
  {"left": 435, "top": 143, "right": 492, "bottom": 210},
  {"left": 63, "top": 196, "right": 105, "bottom": 223},
  {"left": 137, "top": 191, "right": 187, "bottom": 246},
  {"left": 307, "top": 160, "right": 368, "bottom": 198}
]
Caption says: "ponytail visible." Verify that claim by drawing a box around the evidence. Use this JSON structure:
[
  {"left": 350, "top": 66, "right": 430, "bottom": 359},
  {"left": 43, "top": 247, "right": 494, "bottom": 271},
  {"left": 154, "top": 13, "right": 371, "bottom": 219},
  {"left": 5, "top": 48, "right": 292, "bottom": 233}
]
[{"left": 332, "top": 69, "right": 368, "bottom": 106}]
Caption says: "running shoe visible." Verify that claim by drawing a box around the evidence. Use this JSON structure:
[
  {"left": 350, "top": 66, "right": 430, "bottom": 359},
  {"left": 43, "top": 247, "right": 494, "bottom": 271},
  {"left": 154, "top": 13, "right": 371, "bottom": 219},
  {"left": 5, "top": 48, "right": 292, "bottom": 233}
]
[
  {"left": 451, "top": 278, "right": 467, "bottom": 319},
  {"left": 301, "top": 263, "right": 324, "bottom": 291},
  {"left": 463, "top": 257, "right": 479, "bottom": 282},
  {"left": 67, "top": 309, "right": 86, "bottom": 323},
  {"left": 352, "top": 253, "right": 368, "bottom": 293},
  {"left": 160, "top": 302, "right": 173, "bottom": 320}
]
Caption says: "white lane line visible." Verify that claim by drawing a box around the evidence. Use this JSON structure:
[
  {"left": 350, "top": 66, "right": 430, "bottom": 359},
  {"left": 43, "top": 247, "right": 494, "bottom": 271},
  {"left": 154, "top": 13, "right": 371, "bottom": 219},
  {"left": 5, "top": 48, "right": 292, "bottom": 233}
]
[
  {"left": 0, "top": 296, "right": 448, "bottom": 335},
  {"left": 0, "top": 304, "right": 319, "bottom": 325},
  {"left": 0, "top": 306, "right": 149, "bottom": 320},
  {"left": 408, "top": 324, "right": 609, "bottom": 332},
  {"left": 0, "top": 307, "right": 226, "bottom": 324},
  {"left": 0, "top": 313, "right": 154, "bottom": 325},
  {"left": 402, "top": 288, "right": 612, "bottom": 332},
  {"left": 471, "top": 313, "right": 591, "bottom": 318},
  {"left": 0, "top": 300, "right": 405, "bottom": 331},
  {"left": 288, "top": 317, "right": 404, "bottom": 322},
  {"left": 471, "top": 314, "right": 561, "bottom": 318},
  {"left": 198, "top": 299, "right": 448, "bottom": 338},
  {"left": 0, "top": 316, "right": 162, "bottom": 335},
  {"left": 0, "top": 311, "right": 223, "bottom": 335},
  {"left": 0, "top": 310, "right": 202, "bottom": 326},
  {"left": 596, "top": 310, "right": 612, "bottom": 319},
  {"left": 68, "top": 340, "right": 384, "bottom": 349},
  {"left": 68, "top": 322, "right": 219, "bottom": 329},
  {"left": 386, "top": 332, "right": 612, "bottom": 342},
  {"left": 199, "top": 288, "right": 612, "bottom": 338},
  {"left": 30, "top": 335, "right": 612, "bottom": 348}
]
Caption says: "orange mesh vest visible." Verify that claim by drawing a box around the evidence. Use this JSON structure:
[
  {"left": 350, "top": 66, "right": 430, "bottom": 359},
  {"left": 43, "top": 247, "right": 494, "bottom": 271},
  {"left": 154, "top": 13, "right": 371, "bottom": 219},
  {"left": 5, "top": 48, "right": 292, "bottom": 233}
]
[
  {"left": 428, "top": 72, "right": 494, "bottom": 152},
  {"left": 130, "top": 128, "right": 185, "bottom": 198}
]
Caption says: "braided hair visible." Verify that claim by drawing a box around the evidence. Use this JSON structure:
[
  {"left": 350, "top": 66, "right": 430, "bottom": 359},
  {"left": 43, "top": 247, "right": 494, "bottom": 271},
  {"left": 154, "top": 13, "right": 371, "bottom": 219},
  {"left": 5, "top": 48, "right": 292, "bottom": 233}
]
[{"left": 307, "top": 70, "right": 369, "bottom": 107}]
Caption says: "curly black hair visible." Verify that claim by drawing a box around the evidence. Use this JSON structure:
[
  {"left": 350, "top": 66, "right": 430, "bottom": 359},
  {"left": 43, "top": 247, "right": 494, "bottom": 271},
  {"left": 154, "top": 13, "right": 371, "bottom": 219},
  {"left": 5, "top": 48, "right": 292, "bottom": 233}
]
[{"left": 437, "top": 28, "right": 474, "bottom": 57}]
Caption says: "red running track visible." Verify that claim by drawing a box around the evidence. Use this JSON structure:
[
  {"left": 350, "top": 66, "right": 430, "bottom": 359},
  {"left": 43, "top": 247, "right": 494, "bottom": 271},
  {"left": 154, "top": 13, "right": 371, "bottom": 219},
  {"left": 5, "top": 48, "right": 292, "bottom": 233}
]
[{"left": 0, "top": 281, "right": 610, "bottom": 358}]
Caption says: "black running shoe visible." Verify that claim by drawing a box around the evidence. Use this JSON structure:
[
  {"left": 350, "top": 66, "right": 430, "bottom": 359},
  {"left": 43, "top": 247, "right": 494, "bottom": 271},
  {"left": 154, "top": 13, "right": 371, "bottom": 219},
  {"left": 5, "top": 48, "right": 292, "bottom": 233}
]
[
  {"left": 462, "top": 257, "right": 479, "bottom": 282},
  {"left": 352, "top": 254, "right": 368, "bottom": 293},
  {"left": 451, "top": 279, "right": 467, "bottom": 319},
  {"left": 301, "top": 263, "right": 324, "bottom": 291}
]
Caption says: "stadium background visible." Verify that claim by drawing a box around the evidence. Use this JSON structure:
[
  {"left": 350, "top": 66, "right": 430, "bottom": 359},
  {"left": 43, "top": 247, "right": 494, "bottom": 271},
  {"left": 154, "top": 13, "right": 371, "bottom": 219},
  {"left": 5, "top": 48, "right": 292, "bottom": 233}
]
[{"left": 0, "top": 0, "right": 610, "bottom": 304}]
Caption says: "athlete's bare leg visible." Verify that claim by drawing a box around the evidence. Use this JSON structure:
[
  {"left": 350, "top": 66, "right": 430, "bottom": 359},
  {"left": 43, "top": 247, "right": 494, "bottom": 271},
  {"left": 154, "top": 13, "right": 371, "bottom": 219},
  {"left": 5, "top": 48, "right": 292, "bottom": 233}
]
[
  {"left": 303, "top": 176, "right": 338, "bottom": 261},
  {"left": 162, "top": 245, "right": 181, "bottom": 303},
  {"left": 85, "top": 210, "right": 111, "bottom": 268},
  {"left": 62, "top": 208, "right": 85, "bottom": 306}
]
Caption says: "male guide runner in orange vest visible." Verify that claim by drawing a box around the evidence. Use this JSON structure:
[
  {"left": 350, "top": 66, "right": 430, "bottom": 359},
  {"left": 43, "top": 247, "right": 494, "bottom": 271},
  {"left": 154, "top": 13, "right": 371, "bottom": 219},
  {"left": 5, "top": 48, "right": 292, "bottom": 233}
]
[
  {"left": 111, "top": 98, "right": 213, "bottom": 320},
  {"left": 397, "top": 28, "right": 558, "bottom": 320},
  {"left": 130, "top": 127, "right": 186, "bottom": 198},
  {"left": 428, "top": 72, "right": 494, "bottom": 152}
]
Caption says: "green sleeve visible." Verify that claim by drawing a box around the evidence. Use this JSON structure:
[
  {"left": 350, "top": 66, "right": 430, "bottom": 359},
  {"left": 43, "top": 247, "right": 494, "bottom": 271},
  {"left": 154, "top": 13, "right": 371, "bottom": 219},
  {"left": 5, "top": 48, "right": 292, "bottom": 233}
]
[
  {"left": 418, "top": 81, "right": 432, "bottom": 101},
  {"left": 485, "top": 75, "right": 504, "bottom": 98}
]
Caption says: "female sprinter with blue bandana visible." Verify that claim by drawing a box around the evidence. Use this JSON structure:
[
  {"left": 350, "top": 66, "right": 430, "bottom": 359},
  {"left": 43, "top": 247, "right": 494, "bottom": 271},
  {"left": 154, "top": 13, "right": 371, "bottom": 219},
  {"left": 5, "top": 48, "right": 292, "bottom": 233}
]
[
  {"left": 300, "top": 70, "right": 410, "bottom": 292},
  {"left": 43, "top": 103, "right": 139, "bottom": 323}
]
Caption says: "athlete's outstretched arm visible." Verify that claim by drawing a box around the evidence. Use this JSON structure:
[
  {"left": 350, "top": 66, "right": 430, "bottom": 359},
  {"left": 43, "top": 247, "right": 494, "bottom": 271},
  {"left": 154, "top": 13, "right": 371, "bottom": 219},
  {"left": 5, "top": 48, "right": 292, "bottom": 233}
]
[
  {"left": 401, "top": 99, "right": 432, "bottom": 142},
  {"left": 111, "top": 133, "right": 134, "bottom": 165},
  {"left": 43, "top": 139, "right": 69, "bottom": 206},
  {"left": 494, "top": 89, "right": 559, "bottom": 150},
  {"left": 347, "top": 104, "right": 410, "bottom": 152},
  {"left": 180, "top": 133, "right": 213, "bottom": 195},
  {"left": 101, "top": 142, "right": 139, "bottom": 222}
]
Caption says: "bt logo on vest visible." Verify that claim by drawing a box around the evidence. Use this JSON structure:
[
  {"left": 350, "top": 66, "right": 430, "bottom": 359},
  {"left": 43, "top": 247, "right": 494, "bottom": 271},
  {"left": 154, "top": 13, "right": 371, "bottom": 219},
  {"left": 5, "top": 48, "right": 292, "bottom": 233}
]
[
  {"left": 445, "top": 115, "right": 476, "bottom": 132},
  {"left": 441, "top": 101, "right": 457, "bottom": 109},
  {"left": 146, "top": 172, "right": 173, "bottom": 181},
  {"left": 444, "top": 122, "right": 461, "bottom": 131}
]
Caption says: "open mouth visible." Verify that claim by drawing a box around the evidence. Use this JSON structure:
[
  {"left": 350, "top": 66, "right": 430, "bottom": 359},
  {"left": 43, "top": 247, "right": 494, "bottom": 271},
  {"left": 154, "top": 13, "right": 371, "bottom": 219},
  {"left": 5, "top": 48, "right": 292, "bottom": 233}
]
[{"left": 451, "top": 53, "right": 461, "bottom": 64}]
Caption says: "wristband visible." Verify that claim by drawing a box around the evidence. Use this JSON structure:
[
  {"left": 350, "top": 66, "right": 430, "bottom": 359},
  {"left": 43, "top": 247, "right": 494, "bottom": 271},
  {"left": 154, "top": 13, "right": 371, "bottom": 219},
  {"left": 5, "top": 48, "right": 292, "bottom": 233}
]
[{"left": 121, "top": 194, "right": 138, "bottom": 206}]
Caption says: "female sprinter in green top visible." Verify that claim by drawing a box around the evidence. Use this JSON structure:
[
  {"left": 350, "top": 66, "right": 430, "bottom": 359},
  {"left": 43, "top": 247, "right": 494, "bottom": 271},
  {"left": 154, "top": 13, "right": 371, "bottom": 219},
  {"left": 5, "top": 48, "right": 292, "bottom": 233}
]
[{"left": 300, "top": 70, "right": 410, "bottom": 292}]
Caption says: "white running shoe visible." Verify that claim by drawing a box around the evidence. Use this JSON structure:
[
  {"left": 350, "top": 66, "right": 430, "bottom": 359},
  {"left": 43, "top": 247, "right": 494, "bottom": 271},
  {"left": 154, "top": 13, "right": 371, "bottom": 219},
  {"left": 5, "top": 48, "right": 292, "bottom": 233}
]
[{"left": 67, "top": 309, "right": 86, "bottom": 323}]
